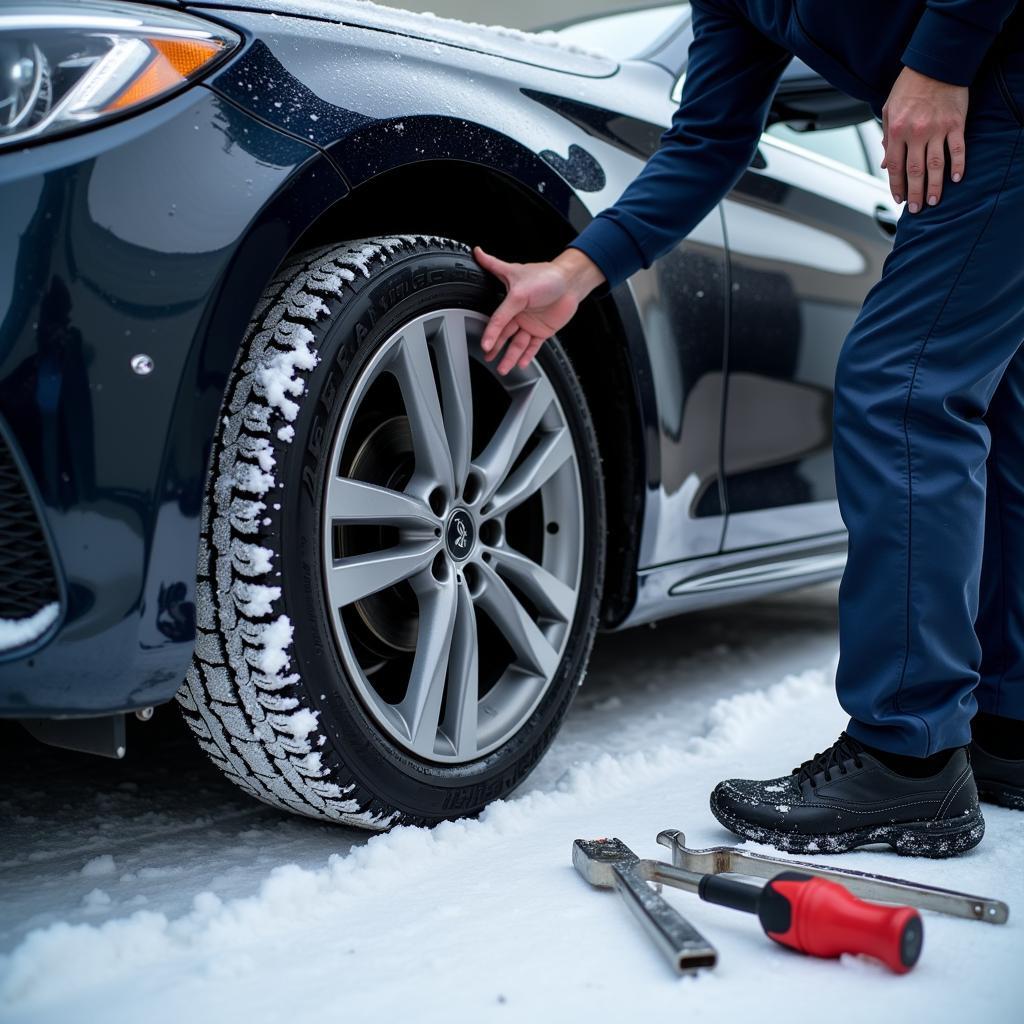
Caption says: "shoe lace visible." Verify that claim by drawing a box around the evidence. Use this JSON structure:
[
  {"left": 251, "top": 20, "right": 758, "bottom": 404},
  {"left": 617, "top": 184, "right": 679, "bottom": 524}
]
[{"left": 793, "top": 732, "right": 866, "bottom": 787}]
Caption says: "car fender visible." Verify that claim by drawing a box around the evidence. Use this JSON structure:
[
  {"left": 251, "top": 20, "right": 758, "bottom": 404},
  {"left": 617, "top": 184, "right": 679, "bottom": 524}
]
[{"left": 0, "top": 87, "right": 346, "bottom": 715}]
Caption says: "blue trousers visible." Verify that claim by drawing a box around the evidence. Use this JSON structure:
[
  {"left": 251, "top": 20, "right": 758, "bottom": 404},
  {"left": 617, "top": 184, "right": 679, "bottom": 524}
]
[{"left": 837, "top": 48, "right": 1024, "bottom": 756}]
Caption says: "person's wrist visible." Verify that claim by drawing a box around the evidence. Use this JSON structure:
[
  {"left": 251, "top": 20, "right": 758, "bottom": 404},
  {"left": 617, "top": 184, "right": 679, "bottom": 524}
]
[
  {"left": 553, "top": 247, "right": 606, "bottom": 301},
  {"left": 898, "top": 64, "right": 955, "bottom": 90}
]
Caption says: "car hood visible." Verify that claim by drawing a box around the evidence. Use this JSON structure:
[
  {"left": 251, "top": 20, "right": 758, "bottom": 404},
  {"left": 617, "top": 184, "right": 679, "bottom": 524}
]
[{"left": 171, "top": 0, "right": 618, "bottom": 77}]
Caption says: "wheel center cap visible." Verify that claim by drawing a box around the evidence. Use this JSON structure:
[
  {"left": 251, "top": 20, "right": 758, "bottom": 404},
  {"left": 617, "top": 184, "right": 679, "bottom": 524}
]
[{"left": 445, "top": 508, "right": 475, "bottom": 560}]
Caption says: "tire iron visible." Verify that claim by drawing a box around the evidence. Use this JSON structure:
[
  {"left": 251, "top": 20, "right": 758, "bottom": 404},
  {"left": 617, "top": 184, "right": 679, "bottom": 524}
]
[{"left": 656, "top": 828, "right": 1009, "bottom": 925}]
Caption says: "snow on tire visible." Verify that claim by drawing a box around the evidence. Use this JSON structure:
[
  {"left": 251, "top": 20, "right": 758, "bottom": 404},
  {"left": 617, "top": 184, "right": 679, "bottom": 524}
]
[{"left": 177, "top": 235, "right": 605, "bottom": 827}]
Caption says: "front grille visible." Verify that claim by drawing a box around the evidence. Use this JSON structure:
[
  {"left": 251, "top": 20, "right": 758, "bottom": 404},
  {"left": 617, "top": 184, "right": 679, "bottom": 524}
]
[{"left": 0, "top": 434, "right": 59, "bottom": 622}]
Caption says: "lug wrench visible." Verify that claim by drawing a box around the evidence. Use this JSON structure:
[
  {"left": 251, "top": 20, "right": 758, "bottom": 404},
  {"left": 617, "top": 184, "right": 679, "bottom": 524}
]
[
  {"left": 656, "top": 829, "right": 1009, "bottom": 925},
  {"left": 574, "top": 838, "right": 922, "bottom": 975},
  {"left": 573, "top": 837, "right": 718, "bottom": 974}
]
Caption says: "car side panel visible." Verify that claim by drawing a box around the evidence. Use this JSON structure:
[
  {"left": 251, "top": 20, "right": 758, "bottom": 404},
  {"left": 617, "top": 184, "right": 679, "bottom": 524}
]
[{"left": 719, "top": 140, "right": 896, "bottom": 549}]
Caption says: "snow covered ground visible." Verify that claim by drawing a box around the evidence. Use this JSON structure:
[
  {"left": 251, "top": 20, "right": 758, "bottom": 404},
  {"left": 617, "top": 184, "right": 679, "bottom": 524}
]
[{"left": 1, "top": 582, "right": 1021, "bottom": 1022}]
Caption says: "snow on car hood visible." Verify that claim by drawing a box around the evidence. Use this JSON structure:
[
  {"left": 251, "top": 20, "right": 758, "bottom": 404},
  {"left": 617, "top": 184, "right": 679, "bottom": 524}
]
[{"left": 183, "top": 0, "right": 619, "bottom": 76}]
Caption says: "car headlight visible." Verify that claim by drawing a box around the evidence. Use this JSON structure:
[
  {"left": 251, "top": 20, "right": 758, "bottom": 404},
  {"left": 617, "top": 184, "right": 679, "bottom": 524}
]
[{"left": 0, "top": 1, "right": 238, "bottom": 151}]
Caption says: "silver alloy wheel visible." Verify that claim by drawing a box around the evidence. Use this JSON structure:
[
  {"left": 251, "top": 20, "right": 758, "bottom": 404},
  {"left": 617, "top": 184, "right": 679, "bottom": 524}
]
[{"left": 321, "top": 308, "right": 585, "bottom": 763}]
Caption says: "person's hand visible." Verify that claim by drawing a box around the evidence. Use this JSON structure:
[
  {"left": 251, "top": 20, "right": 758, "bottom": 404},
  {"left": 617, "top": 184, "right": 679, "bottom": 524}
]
[
  {"left": 473, "top": 246, "right": 605, "bottom": 375},
  {"left": 881, "top": 66, "right": 969, "bottom": 212}
]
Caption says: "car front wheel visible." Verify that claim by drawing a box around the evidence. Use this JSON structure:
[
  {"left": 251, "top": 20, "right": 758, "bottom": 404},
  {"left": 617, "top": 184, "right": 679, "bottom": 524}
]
[{"left": 178, "top": 235, "right": 605, "bottom": 827}]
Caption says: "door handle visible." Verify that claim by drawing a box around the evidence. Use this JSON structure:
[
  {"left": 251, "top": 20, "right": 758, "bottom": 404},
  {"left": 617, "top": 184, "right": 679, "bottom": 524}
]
[{"left": 874, "top": 204, "right": 899, "bottom": 237}]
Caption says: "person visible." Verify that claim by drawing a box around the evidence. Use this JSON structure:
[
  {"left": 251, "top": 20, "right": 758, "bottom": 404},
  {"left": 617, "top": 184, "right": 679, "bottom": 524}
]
[{"left": 474, "top": 0, "right": 1024, "bottom": 857}]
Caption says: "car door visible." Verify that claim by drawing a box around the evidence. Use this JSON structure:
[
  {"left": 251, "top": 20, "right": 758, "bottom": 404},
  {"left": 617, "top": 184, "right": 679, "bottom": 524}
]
[{"left": 718, "top": 123, "right": 898, "bottom": 550}]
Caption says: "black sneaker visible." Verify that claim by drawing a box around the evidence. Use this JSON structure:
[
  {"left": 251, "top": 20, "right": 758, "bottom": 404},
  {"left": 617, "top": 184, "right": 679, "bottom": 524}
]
[
  {"left": 970, "top": 741, "right": 1024, "bottom": 810},
  {"left": 709, "top": 733, "right": 985, "bottom": 858}
]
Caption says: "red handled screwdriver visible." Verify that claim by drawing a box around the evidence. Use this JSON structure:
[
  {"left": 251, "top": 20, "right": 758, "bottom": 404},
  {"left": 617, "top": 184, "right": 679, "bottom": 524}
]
[{"left": 695, "top": 869, "right": 923, "bottom": 973}]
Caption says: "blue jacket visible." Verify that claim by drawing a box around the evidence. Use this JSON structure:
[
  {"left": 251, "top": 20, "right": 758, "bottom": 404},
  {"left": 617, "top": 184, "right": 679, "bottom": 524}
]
[{"left": 569, "top": 0, "right": 1022, "bottom": 290}]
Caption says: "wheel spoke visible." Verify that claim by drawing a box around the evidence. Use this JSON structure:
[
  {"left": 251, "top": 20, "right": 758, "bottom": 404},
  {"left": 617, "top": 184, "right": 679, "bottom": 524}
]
[
  {"left": 441, "top": 581, "right": 479, "bottom": 759},
  {"left": 487, "top": 544, "right": 577, "bottom": 624},
  {"left": 325, "top": 477, "right": 437, "bottom": 529},
  {"left": 390, "top": 319, "right": 455, "bottom": 494},
  {"left": 486, "top": 427, "right": 573, "bottom": 519},
  {"left": 398, "top": 578, "right": 458, "bottom": 754},
  {"left": 327, "top": 540, "right": 437, "bottom": 609},
  {"left": 471, "top": 375, "right": 554, "bottom": 503},
  {"left": 433, "top": 312, "right": 474, "bottom": 493},
  {"left": 475, "top": 561, "right": 559, "bottom": 678}
]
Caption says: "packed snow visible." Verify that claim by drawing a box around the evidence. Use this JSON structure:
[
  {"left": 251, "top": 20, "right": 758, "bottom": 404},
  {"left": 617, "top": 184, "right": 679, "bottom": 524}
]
[{"left": 0, "top": 584, "right": 1020, "bottom": 1022}]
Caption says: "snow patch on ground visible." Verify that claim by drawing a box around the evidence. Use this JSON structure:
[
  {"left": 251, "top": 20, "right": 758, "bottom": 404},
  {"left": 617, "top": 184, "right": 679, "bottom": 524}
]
[
  {"left": 2, "top": 591, "right": 1019, "bottom": 1022},
  {"left": 0, "top": 602, "right": 58, "bottom": 650},
  {"left": 2, "top": 671, "right": 823, "bottom": 1009},
  {"left": 2, "top": 660, "right": 1020, "bottom": 1023}
]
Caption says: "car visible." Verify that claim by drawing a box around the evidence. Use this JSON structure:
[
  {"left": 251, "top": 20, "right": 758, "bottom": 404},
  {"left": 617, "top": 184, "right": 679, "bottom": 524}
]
[{"left": 0, "top": 0, "right": 897, "bottom": 828}]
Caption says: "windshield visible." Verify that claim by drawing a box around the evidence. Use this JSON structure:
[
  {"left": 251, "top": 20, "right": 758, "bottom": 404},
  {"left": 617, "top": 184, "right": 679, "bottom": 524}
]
[{"left": 546, "top": 3, "right": 689, "bottom": 61}]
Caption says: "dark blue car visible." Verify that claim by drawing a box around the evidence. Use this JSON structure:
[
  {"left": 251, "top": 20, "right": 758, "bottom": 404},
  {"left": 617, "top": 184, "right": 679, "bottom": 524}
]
[{"left": 0, "top": 1, "right": 893, "bottom": 827}]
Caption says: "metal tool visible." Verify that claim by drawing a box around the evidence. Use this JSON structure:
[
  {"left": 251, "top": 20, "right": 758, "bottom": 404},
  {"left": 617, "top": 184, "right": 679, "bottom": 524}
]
[
  {"left": 657, "top": 828, "right": 1010, "bottom": 924},
  {"left": 574, "top": 838, "right": 924, "bottom": 975},
  {"left": 573, "top": 838, "right": 718, "bottom": 975}
]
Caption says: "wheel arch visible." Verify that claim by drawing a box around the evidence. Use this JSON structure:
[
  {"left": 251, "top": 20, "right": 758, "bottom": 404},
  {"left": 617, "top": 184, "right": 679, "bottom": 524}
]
[
  {"left": 291, "top": 155, "right": 648, "bottom": 627},
  {"left": 178, "top": 136, "right": 649, "bottom": 633}
]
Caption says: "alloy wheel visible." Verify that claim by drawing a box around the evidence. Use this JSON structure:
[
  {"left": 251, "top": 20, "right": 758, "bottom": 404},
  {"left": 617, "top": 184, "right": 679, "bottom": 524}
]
[{"left": 321, "top": 308, "right": 584, "bottom": 763}]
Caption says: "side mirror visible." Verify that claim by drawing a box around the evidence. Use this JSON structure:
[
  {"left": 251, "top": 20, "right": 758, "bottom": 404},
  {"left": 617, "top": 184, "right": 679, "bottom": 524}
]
[{"left": 768, "top": 68, "right": 875, "bottom": 131}]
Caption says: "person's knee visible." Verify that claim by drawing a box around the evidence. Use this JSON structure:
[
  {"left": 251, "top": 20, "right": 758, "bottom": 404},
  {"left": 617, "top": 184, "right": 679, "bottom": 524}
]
[{"left": 833, "top": 338, "right": 891, "bottom": 437}]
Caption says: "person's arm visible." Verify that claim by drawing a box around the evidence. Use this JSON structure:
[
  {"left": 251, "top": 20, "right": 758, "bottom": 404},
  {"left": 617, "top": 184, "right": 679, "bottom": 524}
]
[
  {"left": 474, "top": 1, "right": 792, "bottom": 373},
  {"left": 882, "top": 1, "right": 1018, "bottom": 211},
  {"left": 566, "top": 1, "right": 792, "bottom": 291}
]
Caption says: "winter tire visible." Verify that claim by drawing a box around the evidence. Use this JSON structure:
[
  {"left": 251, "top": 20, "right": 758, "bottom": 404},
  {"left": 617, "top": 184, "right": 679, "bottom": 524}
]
[{"left": 177, "top": 235, "right": 605, "bottom": 827}]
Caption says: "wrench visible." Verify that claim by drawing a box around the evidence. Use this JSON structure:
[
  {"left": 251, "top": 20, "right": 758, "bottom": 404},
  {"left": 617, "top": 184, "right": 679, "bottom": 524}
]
[{"left": 656, "top": 828, "right": 1009, "bottom": 924}]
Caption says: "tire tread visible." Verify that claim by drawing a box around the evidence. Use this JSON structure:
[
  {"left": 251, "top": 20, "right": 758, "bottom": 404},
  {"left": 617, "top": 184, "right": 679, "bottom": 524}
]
[{"left": 178, "top": 235, "right": 460, "bottom": 828}]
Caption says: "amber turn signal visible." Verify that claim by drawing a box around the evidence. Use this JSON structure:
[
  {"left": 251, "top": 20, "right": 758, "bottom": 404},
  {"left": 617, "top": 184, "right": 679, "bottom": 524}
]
[{"left": 106, "top": 37, "right": 227, "bottom": 112}]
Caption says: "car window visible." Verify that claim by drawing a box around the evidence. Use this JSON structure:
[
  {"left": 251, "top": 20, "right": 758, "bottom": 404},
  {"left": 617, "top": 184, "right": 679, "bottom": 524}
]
[
  {"left": 765, "top": 122, "right": 871, "bottom": 175},
  {"left": 547, "top": 3, "right": 689, "bottom": 61}
]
